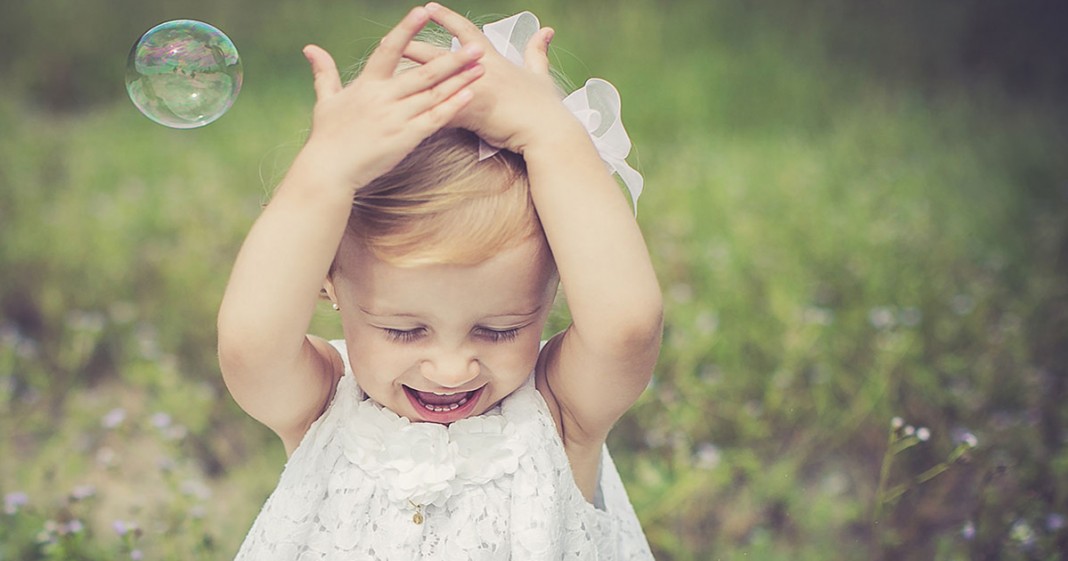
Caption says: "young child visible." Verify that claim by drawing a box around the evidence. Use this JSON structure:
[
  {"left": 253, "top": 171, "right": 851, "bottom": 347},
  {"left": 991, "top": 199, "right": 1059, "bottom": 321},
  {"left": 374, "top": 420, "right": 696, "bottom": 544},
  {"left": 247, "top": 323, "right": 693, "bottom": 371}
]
[{"left": 218, "top": 4, "right": 662, "bottom": 559}]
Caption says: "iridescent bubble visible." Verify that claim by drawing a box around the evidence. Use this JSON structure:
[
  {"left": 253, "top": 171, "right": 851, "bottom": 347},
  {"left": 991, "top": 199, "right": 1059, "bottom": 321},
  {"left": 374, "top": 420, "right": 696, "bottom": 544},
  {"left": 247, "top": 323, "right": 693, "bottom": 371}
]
[{"left": 125, "top": 20, "right": 242, "bottom": 129}]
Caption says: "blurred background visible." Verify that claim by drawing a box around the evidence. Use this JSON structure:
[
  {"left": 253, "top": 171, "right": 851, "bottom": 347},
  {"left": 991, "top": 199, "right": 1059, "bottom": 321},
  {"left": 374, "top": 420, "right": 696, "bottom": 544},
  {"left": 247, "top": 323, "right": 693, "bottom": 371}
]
[{"left": 2, "top": 0, "right": 1067, "bottom": 559}]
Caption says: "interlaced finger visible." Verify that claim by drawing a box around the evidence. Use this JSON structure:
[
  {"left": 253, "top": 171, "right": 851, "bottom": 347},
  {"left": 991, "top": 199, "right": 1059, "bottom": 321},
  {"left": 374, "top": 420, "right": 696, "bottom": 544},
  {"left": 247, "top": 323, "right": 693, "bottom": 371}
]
[
  {"left": 391, "top": 42, "right": 482, "bottom": 99},
  {"left": 363, "top": 7, "right": 433, "bottom": 79},
  {"left": 402, "top": 61, "right": 482, "bottom": 119},
  {"left": 403, "top": 40, "right": 448, "bottom": 65},
  {"left": 424, "top": 3, "right": 488, "bottom": 48}
]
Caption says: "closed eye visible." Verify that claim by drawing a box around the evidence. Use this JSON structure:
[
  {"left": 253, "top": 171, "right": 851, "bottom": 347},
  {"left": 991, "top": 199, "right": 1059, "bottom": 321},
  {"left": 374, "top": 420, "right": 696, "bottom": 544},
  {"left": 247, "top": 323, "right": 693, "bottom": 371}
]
[
  {"left": 474, "top": 327, "right": 520, "bottom": 343},
  {"left": 382, "top": 327, "right": 427, "bottom": 343}
]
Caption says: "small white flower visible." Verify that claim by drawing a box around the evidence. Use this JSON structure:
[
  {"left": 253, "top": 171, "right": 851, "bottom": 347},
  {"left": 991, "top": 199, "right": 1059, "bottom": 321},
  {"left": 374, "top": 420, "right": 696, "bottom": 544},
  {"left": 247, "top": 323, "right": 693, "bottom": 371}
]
[
  {"left": 101, "top": 408, "right": 126, "bottom": 429},
  {"left": 904, "top": 425, "right": 915, "bottom": 436},
  {"left": 693, "top": 443, "right": 721, "bottom": 470},
  {"left": 953, "top": 428, "right": 979, "bottom": 448},
  {"left": 384, "top": 424, "right": 456, "bottom": 506},
  {"left": 916, "top": 427, "right": 931, "bottom": 442},
  {"left": 891, "top": 416, "right": 904, "bottom": 429},
  {"left": 1010, "top": 519, "right": 1035, "bottom": 546},
  {"left": 869, "top": 307, "right": 896, "bottom": 330}
]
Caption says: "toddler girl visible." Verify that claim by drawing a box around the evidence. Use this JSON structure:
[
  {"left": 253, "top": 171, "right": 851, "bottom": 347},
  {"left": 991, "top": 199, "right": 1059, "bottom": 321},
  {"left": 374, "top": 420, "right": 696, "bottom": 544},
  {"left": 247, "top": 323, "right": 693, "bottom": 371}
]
[{"left": 218, "top": 4, "right": 662, "bottom": 559}]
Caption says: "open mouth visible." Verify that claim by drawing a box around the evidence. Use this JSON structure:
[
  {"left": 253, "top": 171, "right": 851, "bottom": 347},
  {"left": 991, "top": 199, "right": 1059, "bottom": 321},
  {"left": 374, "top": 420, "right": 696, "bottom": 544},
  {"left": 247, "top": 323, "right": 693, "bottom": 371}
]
[{"left": 402, "top": 385, "right": 485, "bottom": 422}]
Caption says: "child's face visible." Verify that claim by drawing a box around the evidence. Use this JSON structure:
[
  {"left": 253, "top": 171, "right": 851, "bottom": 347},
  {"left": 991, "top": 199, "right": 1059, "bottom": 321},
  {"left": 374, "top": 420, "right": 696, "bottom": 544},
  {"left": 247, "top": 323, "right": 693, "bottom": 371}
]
[{"left": 328, "top": 235, "right": 557, "bottom": 424}]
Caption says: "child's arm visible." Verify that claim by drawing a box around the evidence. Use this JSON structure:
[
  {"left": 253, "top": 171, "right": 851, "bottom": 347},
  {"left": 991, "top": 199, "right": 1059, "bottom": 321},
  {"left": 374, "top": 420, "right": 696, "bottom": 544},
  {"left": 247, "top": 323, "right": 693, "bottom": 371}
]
[
  {"left": 422, "top": 5, "right": 663, "bottom": 446},
  {"left": 217, "top": 7, "right": 485, "bottom": 451}
]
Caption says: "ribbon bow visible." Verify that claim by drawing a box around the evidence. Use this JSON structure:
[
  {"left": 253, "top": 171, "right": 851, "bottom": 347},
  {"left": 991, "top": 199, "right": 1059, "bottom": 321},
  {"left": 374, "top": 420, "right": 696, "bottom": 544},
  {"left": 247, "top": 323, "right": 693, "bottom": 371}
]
[{"left": 451, "top": 12, "right": 644, "bottom": 210}]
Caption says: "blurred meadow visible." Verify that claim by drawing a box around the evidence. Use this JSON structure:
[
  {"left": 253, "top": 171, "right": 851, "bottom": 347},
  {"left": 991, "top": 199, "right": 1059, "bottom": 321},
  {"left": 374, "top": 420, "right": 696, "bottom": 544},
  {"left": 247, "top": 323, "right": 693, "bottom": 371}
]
[{"left": 2, "top": 0, "right": 1067, "bottom": 559}]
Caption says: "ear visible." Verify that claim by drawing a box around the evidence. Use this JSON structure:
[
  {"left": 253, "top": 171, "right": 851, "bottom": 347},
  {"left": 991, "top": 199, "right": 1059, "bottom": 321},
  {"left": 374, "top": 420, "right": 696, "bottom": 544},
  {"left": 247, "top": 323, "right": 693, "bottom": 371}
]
[{"left": 322, "top": 275, "right": 339, "bottom": 306}]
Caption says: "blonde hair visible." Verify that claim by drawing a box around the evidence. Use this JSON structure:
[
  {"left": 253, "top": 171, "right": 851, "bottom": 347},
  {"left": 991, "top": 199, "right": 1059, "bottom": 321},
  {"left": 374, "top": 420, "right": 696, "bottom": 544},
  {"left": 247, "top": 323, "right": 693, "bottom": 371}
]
[
  {"left": 335, "top": 25, "right": 560, "bottom": 270},
  {"left": 342, "top": 128, "right": 544, "bottom": 267}
]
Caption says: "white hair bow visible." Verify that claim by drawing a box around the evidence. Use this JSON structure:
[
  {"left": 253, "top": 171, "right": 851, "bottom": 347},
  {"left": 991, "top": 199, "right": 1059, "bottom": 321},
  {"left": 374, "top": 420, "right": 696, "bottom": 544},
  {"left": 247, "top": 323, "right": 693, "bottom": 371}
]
[{"left": 451, "top": 12, "right": 644, "bottom": 210}]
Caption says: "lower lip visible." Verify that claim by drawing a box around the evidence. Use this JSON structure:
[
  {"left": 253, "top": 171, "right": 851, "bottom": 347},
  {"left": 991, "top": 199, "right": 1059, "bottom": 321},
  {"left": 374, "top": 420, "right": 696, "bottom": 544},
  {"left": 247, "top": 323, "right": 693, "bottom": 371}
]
[{"left": 403, "top": 386, "right": 485, "bottom": 424}]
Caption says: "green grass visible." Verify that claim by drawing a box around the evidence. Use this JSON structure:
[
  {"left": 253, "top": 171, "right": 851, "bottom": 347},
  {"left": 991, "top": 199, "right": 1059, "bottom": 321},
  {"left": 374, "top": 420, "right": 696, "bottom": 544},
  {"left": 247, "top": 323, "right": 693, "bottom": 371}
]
[{"left": 2, "top": 1, "right": 1067, "bottom": 559}]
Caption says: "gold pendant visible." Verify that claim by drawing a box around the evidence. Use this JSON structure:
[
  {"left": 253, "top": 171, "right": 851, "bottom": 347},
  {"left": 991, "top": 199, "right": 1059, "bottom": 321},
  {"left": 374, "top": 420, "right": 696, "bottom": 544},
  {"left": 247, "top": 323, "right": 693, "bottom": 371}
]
[{"left": 409, "top": 500, "right": 424, "bottom": 525}]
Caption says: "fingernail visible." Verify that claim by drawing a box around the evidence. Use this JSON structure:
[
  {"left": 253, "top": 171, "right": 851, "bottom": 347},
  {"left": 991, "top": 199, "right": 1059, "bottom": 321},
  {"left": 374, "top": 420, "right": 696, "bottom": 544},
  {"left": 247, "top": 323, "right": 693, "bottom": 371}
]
[
  {"left": 425, "top": 2, "right": 440, "bottom": 12},
  {"left": 463, "top": 43, "right": 483, "bottom": 56},
  {"left": 545, "top": 28, "right": 555, "bottom": 44}
]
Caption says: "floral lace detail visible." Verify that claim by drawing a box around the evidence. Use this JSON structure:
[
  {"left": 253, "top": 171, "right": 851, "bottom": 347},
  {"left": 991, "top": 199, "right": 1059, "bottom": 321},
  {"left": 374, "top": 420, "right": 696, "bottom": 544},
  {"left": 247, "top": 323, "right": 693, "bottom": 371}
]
[
  {"left": 338, "top": 398, "right": 527, "bottom": 507},
  {"left": 233, "top": 340, "right": 654, "bottom": 560}
]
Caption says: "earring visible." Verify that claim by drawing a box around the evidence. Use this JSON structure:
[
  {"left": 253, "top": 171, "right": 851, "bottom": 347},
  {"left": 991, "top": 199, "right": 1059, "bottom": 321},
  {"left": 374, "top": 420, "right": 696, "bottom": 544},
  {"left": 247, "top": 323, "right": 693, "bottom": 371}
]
[{"left": 332, "top": 303, "right": 340, "bottom": 311}]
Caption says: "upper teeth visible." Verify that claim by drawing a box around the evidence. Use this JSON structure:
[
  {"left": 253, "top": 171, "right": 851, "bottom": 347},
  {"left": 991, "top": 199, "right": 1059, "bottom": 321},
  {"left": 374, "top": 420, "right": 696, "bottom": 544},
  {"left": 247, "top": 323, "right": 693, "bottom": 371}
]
[{"left": 423, "top": 396, "right": 470, "bottom": 412}]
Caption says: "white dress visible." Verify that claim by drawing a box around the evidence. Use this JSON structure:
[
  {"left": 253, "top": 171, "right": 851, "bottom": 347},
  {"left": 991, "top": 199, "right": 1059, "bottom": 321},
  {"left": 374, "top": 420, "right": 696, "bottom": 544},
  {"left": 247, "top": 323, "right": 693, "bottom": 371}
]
[{"left": 234, "top": 340, "right": 654, "bottom": 560}]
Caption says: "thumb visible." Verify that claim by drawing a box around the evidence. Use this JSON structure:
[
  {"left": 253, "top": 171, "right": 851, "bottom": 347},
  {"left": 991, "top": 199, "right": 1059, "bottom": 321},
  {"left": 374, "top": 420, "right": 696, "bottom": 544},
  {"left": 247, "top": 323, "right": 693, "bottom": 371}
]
[
  {"left": 523, "top": 27, "right": 553, "bottom": 75},
  {"left": 302, "top": 44, "right": 343, "bottom": 100}
]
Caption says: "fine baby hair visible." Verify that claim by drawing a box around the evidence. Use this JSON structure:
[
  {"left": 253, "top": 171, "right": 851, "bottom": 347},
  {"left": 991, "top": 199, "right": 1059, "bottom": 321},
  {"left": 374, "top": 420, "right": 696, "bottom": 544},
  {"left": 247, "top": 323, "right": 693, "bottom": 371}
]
[
  {"left": 222, "top": 4, "right": 660, "bottom": 559},
  {"left": 344, "top": 128, "right": 540, "bottom": 267}
]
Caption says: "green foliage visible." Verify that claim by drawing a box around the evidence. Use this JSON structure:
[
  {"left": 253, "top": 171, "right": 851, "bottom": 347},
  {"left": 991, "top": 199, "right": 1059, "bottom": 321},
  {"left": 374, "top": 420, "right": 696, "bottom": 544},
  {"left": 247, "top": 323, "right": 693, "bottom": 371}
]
[{"left": 2, "top": 1, "right": 1068, "bottom": 560}]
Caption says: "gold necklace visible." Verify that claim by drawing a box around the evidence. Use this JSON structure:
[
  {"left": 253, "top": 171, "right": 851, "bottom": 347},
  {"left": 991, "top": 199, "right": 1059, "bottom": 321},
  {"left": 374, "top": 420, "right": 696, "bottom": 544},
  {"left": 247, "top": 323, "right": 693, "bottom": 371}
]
[{"left": 408, "top": 499, "right": 424, "bottom": 525}]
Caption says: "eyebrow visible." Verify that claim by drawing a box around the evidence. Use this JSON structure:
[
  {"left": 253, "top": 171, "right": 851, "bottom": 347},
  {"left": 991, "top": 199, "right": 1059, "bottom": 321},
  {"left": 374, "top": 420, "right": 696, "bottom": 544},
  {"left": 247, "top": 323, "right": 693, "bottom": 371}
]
[
  {"left": 357, "top": 305, "right": 542, "bottom": 319},
  {"left": 357, "top": 305, "right": 420, "bottom": 318}
]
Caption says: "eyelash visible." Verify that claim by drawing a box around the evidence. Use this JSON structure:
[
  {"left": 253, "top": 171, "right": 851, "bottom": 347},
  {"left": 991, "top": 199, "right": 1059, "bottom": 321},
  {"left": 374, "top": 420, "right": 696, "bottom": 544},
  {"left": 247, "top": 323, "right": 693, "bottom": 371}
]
[
  {"left": 382, "top": 328, "right": 426, "bottom": 343},
  {"left": 476, "top": 327, "right": 520, "bottom": 343},
  {"left": 380, "top": 327, "right": 521, "bottom": 344}
]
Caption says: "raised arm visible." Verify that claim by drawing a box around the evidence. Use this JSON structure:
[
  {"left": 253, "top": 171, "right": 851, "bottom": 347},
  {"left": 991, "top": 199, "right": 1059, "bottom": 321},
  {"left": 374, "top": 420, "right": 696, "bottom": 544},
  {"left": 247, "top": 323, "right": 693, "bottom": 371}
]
[
  {"left": 216, "top": 7, "right": 485, "bottom": 451},
  {"left": 421, "top": 4, "right": 662, "bottom": 446},
  {"left": 523, "top": 111, "right": 663, "bottom": 444}
]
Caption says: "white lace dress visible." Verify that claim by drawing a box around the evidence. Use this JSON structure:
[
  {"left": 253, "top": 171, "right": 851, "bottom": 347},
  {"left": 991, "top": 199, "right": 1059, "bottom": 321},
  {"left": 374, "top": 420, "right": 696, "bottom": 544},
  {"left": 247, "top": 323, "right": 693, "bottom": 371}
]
[{"left": 234, "top": 340, "right": 654, "bottom": 560}]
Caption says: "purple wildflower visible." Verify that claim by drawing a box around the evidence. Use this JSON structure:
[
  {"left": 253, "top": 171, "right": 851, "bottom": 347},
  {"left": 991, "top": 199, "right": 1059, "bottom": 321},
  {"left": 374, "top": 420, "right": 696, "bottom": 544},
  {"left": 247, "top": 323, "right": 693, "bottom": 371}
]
[
  {"left": 102, "top": 408, "right": 127, "bottom": 429},
  {"left": 4, "top": 491, "right": 28, "bottom": 515},
  {"left": 70, "top": 484, "right": 96, "bottom": 501},
  {"left": 1047, "top": 513, "right": 1066, "bottom": 532},
  {"left": 150, "top": 412, "right": 172, "bottom": 429},
  {"left": 961, "top": 521, "right": 976, "bottom": 540}
]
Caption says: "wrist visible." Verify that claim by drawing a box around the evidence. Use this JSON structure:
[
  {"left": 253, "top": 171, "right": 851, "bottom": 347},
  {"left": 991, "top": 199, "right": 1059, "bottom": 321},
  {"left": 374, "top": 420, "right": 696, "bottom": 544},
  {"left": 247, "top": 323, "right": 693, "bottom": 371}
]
[
  {"left": 520, "top": 114, "right": 596, "bottom": 164},
  {"left": 292, "top": 141, "right": 367, "bottom": 192},
  {"left": 274, "top": 148, "right": 360, "bottom": 205}
]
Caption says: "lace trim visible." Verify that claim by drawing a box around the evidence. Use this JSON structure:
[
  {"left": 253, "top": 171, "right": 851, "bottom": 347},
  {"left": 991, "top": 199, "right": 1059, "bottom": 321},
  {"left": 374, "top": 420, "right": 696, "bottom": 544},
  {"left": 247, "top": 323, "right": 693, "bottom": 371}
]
[{"left": 337, "top": 393, "right": 527, "bottom": 507}]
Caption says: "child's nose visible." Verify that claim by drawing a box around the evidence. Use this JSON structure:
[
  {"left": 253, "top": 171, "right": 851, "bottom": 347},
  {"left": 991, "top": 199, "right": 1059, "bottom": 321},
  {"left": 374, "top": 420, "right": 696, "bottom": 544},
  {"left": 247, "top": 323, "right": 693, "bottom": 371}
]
[{"left": 419, "top": 353, "right": 481, "bottom": 389}]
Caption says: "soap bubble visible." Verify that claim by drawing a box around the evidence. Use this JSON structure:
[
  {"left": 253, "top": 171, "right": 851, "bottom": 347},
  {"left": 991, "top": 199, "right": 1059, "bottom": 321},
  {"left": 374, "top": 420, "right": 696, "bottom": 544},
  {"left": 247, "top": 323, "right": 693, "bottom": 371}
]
[{"left": 125, "top": 20, "right": 242, "bottom": 129}]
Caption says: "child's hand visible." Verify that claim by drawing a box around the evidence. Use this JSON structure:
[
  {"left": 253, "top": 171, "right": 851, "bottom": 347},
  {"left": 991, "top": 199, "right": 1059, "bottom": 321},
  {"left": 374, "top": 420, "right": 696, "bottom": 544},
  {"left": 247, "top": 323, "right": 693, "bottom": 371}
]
[
  {"left": 300, "top": 6, "right": 485, "bottom": 190},
  {"left": 406, "top": 3, "right": 579, "bottom": 156}
]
